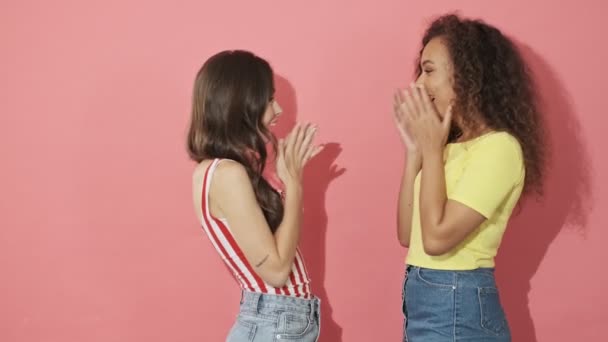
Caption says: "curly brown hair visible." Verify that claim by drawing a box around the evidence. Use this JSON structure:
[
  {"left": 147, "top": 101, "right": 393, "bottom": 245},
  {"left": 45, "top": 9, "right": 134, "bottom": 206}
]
[{"left": 416, "top": 14, "right": 546, "bottom": 195}]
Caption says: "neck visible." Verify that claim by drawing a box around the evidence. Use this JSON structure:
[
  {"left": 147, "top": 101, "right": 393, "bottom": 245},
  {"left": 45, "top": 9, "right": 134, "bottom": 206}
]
[{"left": 455, "top": 121, "right": 492, "bottom": 143}]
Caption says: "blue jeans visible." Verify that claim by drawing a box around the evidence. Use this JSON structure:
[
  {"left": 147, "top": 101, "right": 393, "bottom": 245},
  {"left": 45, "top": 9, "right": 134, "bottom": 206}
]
[
  {"left": 226, "top": 291, "right": 321, "bottom": 342},
  {"left": 403, "top": 265, "right": 511, "bottom": 341}
]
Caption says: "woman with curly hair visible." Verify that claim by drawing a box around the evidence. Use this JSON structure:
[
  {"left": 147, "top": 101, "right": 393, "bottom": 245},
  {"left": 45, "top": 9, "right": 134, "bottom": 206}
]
[
  {"left": 393, "top": 14, "right": 545, "bottom": 341},
  {"left": 188, "top": 50, "right": 323, "bottom": 341}
]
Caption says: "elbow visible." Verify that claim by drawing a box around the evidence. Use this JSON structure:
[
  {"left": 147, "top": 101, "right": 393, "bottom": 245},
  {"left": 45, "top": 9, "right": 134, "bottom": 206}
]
[
  {"left": 267, "top": 274, "right": 289, "bottom": 288},
  {"left": 421, "top": 232, "right": 451, "bottom": 256},
  {"left": 397, "top": 223, "right": 410, "bottom": 248},
  {"left": 266, "top": 278, "right": 288, "bottom": 288},
  {"left": 422, "top": 241, "right": 449, "bottom": 256},
  {"left": 261, "top": 266, "right": 291, "bottom": 288}
]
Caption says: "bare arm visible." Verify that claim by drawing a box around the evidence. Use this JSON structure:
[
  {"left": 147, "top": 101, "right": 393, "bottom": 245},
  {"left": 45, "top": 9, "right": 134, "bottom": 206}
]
[
  {"left": 211, "top": 124, "right": 322, "bottom": 287},
  {"left": 396, "top": 153, "right": 421, "bottom": 247},
  {"left": 213, "top": 162, "right": 303, "bottom": 287},
  {"left": 393, "top": 89, "right": 423, "bottom": 248},
  {"left": 397, "top": 84, "right": 521, "bottom": 256},
  {"left": 418, "top": 148, "right": 485, "bottom": 255}
]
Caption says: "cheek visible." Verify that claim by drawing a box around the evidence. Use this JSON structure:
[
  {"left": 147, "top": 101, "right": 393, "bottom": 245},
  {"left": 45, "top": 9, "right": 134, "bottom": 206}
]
[
  {"left": 444, "top": 85, "right": 456, "bottom": 101},
  {"left": 424, "top": 78, "right": 442, "bottom": 97},
  {"left": 262, "top": 108, "right": 273, "bottom": 125},
  {"left": 433, "top": 90, "right": 453, "bottom": 116},
  {"left": 436, "top": 82, "right": 455, "bottom": 105}
]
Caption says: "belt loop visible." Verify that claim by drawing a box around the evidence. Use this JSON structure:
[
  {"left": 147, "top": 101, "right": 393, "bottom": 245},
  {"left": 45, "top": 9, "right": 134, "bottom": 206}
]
[
  {"left": 312, "top": 296, "right": 321, "bottom": 340},
  {"left": 309, "top": 298, "right": 315, "bottom": 321},
  {"left": 311, "top": 297, "right": 320, "bottom": 322},
  {"left": 252, "top": 292, "right": 262, "bottom": 313}
]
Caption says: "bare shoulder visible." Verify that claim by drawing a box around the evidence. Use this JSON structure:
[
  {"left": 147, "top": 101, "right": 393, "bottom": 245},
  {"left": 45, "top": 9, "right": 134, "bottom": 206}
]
[
  {"left": 212, "top": 159, "right": 252, "bottom": 190},
  {"left": 209, "top": 160, "right": 256, "bottom": 208},
  {"left": 192, "top": 159, "right": 247, "bottom": 181},
  {"left": 211, "top": 160, "right": 258, "bottom": 217},
  {"left": 192, "top": 159, "right": 254, "bottom": 219}
]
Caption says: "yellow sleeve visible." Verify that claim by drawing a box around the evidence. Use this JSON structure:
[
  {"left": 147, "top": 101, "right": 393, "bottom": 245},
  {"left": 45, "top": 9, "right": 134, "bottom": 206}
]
[{"left": 449, "top": 134, "right": 525, "bottom": 218}]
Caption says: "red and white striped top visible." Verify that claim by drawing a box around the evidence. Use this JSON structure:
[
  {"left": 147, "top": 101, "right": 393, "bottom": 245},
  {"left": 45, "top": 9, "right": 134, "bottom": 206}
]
[{"left": 199, "top": 159, "right": 312, "bottom": 298}]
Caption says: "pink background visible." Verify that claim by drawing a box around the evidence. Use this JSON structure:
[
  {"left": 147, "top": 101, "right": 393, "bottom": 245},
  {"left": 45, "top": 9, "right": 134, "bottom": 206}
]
[{"left": 2, "top": 0, "right": 606, "bottom": 341}]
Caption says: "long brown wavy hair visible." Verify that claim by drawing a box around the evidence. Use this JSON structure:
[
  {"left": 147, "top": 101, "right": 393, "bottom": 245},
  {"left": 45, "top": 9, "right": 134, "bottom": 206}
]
[
  {"left": 416, "top": 14, "right": 546, "bottom": 195},
  {"left": 187, "top": 50, "right": 283, "bottom": 231}
]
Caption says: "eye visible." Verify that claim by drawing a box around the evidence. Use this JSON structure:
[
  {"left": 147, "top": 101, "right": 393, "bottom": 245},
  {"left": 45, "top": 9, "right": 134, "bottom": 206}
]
[{"left": 424, "top": 69, "right": 433, "bottom": 74}]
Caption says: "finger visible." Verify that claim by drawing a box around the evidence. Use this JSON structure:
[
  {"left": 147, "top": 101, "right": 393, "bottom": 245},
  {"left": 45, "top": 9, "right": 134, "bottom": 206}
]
[
  {"left": 394, "top": 97, "right": 406, "bottom": 122},
  {"left": 278, "top": 138, "right": 287, "bottom": 161},
  {"left": 302, "top": 143, "right": 315, "bottom": 164},
  {"left": 296, "top": 123, "right": 312, "bottom": 159},
  {"left": 393, "top": 90, "right": 401, "bottom": 108},
  {"left": 285, "top": 124, "right": 300, "bottom": 158},
  {"left": 279, "top": 138, "right": 286, "bottom": 154},
  {"left": 393, "top": 92, "right": 402, "bottom": 115},
  {"left": 285, "top": 123, "right": 302, "bottom": 154},
  {"left": 306, "top": 144, "right": 325, "bottom": 163},
  {"left": 399, "top": 88, "right": 409, "bottom": 106},
  {"left": 409, "top": 83, "right": 424, "bottom": 115},
  {"left": 298, "top": 125, "right": 317, "bottom": 161},
  {"left": 418, "top": 85, "right": 434, "bottom": 114},
  {"left": 393, "top": 109, "right": 403, "bottom": 127},
  {"left": 277, "top": 139, "right": 283, "bottom": 153},
  {"left": 394, "top": 89, "right": 409, "bottom": 117},
  {"left": 404, "top": 115, "right": 414, "bottom": 134},
  {"left": 443, "top": 105, "right": 454, "bottom": 132},
  {"left": 396, "top": 88, "right": 406, "bottom": 105},
  {"left": 296, "top": 123, "right": 310, "bottom": 156},
  {"left": 401, "top": 89, "right": 417, "bottom": 120},
  {"left": 393, "top": 96, "right": 405, "bottom": 123}
]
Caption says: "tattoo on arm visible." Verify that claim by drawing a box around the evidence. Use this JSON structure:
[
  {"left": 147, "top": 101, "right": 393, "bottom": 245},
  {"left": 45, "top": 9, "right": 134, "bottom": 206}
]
[{"left": 255, "top": 255, "right": 269, "bottom": 268}]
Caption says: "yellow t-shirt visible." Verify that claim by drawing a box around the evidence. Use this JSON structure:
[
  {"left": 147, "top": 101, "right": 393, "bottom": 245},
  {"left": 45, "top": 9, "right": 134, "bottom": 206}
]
[{"left": 406, "top": 131, "right": 525, "bottom": 270}]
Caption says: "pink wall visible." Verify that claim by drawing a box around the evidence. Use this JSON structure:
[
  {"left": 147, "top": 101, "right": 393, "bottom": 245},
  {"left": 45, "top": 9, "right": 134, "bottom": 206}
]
[{"left": 1, "top": 1, "right": 606, "bottom": 341}]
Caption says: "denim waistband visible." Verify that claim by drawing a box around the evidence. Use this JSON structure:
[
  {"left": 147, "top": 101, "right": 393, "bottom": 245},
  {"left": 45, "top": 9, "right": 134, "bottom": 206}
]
[
  {"left": 405, "top": 265, "right": 497, "bottom": 288},
  {"left": 406, "top": 265, "right": 495, "bottom": 274},
  {"left": 240, "top": 291, "right": 320, "bottom": 316}
]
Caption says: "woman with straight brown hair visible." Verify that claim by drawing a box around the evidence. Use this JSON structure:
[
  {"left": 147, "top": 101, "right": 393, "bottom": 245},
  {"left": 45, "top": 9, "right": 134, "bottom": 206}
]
[{"left": 188, "top": 50, "right": 323, "bottom": 342}]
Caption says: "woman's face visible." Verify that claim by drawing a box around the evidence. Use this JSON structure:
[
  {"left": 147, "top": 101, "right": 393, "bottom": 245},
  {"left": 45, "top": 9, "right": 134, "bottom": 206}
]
[
  {"left": 262, "top": 99, "right": 283, "bottom": 128},
  {"left": 415, "top": 37, "right": 456, "bottom": 118}
]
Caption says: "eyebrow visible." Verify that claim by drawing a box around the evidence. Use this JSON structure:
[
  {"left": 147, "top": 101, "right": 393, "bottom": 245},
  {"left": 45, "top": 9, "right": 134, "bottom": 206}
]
[{"left": 421, "top": 60, "right": 435, "bottom": 67}]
